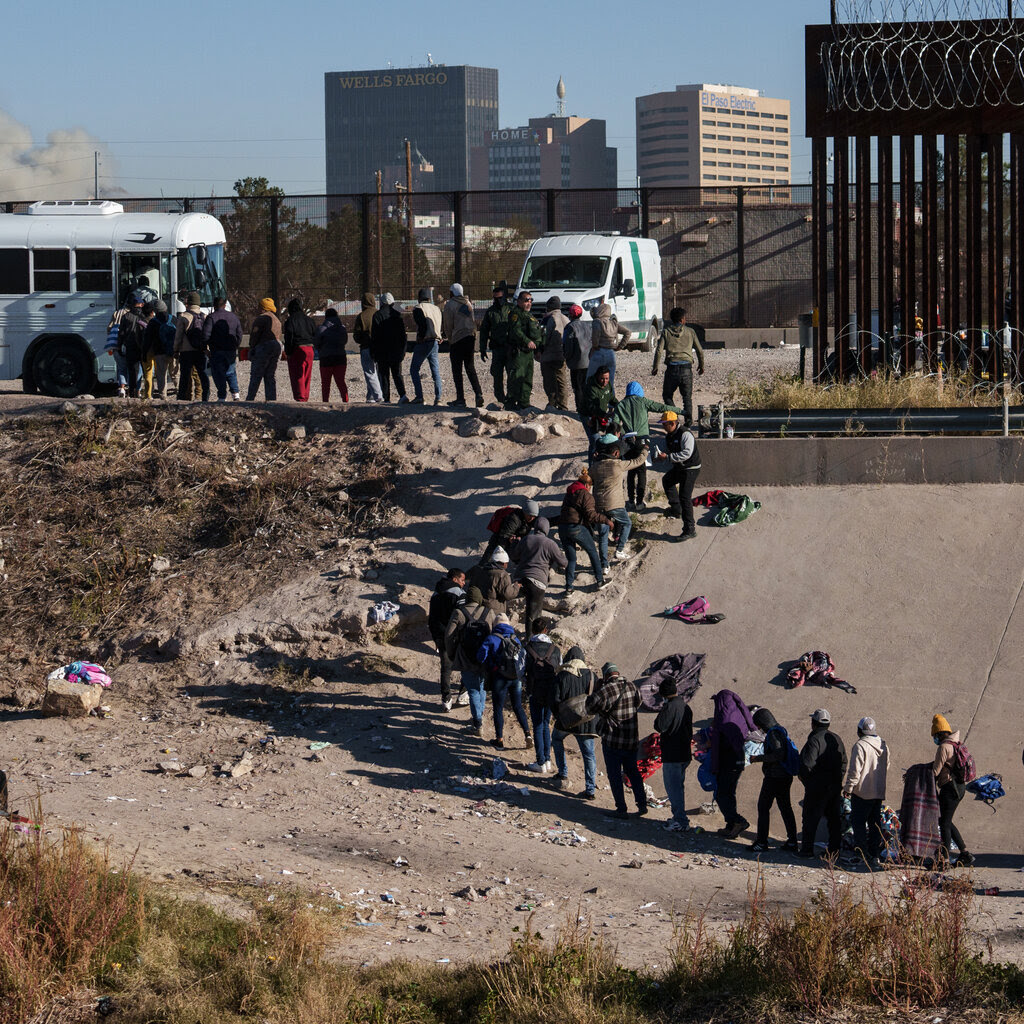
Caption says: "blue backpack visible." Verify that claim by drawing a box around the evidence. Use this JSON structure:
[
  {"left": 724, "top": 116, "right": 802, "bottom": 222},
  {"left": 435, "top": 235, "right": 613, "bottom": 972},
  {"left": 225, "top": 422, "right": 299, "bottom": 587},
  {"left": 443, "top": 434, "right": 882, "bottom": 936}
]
[
  {"left": 159, "top": 316, "right": 177, "bottom": 357},
  {"left": 770, "top": 725, "right": 801, "bottom": 776}
]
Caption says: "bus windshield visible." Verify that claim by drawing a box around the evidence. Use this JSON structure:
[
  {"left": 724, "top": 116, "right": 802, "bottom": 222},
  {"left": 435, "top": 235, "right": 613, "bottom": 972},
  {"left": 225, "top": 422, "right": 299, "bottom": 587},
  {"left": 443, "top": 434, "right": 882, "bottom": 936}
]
[
  {"left": 521, "top": 255, "right": 610, "bottom": 290},
  {"left": 177, "top": 242, "right": 226, "bottom": 305}
]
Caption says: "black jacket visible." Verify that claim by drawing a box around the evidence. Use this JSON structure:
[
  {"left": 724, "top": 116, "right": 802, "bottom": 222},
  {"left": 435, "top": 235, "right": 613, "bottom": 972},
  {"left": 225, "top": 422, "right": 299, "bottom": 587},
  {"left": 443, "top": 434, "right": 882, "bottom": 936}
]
[
  {"left": 428, "top": 578, "right": 465, "bottom": 641},
  {"left": 553, "top": 647, "right": 596, "bottom": 735},
  {"left": 284, "top": 310, "right": 316, "bottom": 355},
  {"left": 371, "top": 306, "right": 408, "bottom": 359},
  {"left": 654, "top": 696, "right": 693, "bottom": 764},
  {"left": 799, "top": 725, "right": 848, "bottom": 791},
  {"left": 524, "top": 636, "right": 562, "bottom": 704},
  {"left": 754, "top": 710, "right": 792, "bottom": 780}
]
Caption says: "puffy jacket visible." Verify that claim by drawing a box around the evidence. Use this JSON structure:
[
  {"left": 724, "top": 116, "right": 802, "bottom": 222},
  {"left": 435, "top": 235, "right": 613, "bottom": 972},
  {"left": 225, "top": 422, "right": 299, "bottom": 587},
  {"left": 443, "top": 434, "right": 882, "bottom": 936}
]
[
  {"left": 799, "top": 725, "right": 848, "bottom": 790},
  {"left": 316, "top": 318, "right": 348, "bottom": 366},
  {"left": 591, "top": 303, "right": 631, "bottom": 351},
  {"left": 441, "top": 296, "right": 474, "bottom": 344},
  {"left": 284, "top": 303, "right": 316, "bottom": 355},
  {"left": 844, "top": 734, "right": 888, "bottom": 800},
  {"left": 513, "top": 517, "right": 567, "bottom": 585},
  {"left": 250, "top": 310, "right": 283, "bottom": 347},
  {"left": 466, "top": 561, "right": 519, "bottom": 612},
  {"left": 174, "top": 305, "right": 205, "bottom": 354},
  {"left": 752, "top": 709, "right": 792, "bottom": 780},
  {"left": 444, "top": 601, "right": 497, "bottom": 672},
  {"left": 560, "top": 482, "right": 613, "bottom": 530},
  {"left": 476, "top": 621, "right": 521, "bottom": 677},
  {"left": 591, "top": 449, "right": 647, "bottom": 512},
  {"left": 613, "top": 382, "right": 679, "bottom": 437},
  {"left": 711, "top": 689, "right": 755, "bottom": 774},
  {"left": 652, "top": 322, "right": 704, "bottom": 373}
]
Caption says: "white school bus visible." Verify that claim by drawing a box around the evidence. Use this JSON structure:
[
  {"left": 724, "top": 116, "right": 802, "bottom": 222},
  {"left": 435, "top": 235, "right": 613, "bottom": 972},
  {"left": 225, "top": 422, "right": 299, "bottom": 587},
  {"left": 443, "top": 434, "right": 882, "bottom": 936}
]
[{"left": 0, "top": 200, "right": 227, "bottom": 396}]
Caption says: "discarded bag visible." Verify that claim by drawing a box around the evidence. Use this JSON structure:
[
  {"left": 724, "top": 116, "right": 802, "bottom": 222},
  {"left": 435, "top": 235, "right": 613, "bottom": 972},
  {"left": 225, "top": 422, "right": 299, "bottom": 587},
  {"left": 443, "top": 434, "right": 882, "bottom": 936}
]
[
  {"left": 692, "top": 490, "right": 761, "bottom": 526},
  {"left": 47, "top": 661, "right": 112, "bottom": 688},
  {"left": 664, "top": 597, "right": 725, "bottom": 625},
  {"left": 369, "top": 600, "right": 400, "bottom": 625}
]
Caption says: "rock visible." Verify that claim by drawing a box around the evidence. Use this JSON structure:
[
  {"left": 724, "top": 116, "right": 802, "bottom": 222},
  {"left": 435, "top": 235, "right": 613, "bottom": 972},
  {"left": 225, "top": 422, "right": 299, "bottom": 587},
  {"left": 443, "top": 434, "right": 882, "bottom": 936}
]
[
  {"left": 42, "top": 680, "right": 101, "bottom": 718},
  {"left": 103, "top": 419, "right": 134, "bottom": 444},
  {"left": 151, "top": 556, "right": 171, "bottom": 574},
  {"left": 166, "top": 426, "right": 189, "bottom": 444},
  {"left": 510, "top": 422, "right": 547, "bottom": 445},
  {"left": 76, "top": 393, "right": 95, "bottom": 401},
  {"left": 286, "top": 425, "right": 307, "bottom": 441},
  {"left": 335, "top": 489, "right": 350, "bottom": 503},
  {"left": 549, "top": 421, "right": 569, "bottom": 437},
  {"left": 478, "top": 408, "right": 517, "bottom": 426},
  {"left": 10, "top": 687, "right": 41, "bottom": 708},
  {"left": 230, "top": 751, "right": 255, "bottom": 778},
  {"left": 157, "top": 761, "right": 181, "bottom": 773},
  {"left": 187, "top": 765, "right": 207, "bottom": 779},
  {"left": 625, "top": 858, "right": 644, "bottom": 869},
  {"left": 59, "top": 401, "right": 79, "bottom": 416},
  {"left": 457, "top": 418, "right": 488, "bottom": 438}
]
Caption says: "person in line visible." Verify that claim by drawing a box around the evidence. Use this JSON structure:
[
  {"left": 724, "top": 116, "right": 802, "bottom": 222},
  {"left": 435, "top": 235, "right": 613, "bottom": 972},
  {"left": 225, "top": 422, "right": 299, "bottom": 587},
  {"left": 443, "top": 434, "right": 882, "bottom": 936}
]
[
  {"left": 513, "top": 517, "right": 567, "bottom": 638},
  {"left": 442, "top": 283, "right": 483, "bottom": 408},
  {"left": 284, "top": 298, "right": 316, "bottom": 402},
  {"left": 480, "top": 499, "right": 539, "bottom": 565},
  {"left": 523, "top": 617, "right": 562, "bottom": 773},
  {"left": 444, "top": 585, "right": 496, "bottom": 736},
  {"left": 587, "top": 302, "right": 631, "bottom": 390},
  {"left": 797, "top": 708, "right": 848, "bottom": 859},
  {"left": 141, "top": 300, "right": 173, "bottom": 400},
  {"left": 411, "top": 286, "right": 443, "bottom": 406},
  {"left": 558, "top": 467, "right": 612, "bottom": 593},
  {"left": 590, "top": 436, "right": 647, "bottom": 563},
  {"left": 710, "top": 688, "right": 754, "bottom": 839},
  {"left": 203, "top": 297, "right": 243, "bottom": 402},
  {"left": 371, "top": 293, "right": 409, "bottom": 404},
  {"left": 931, "top": 714, "right": 974, "bottom": 867},
  {"left": 551, "top": 645, "right": 598, "bottom": 800},
  {"left": 246, "top": 298, "right": 283, "bottom": 401},
  {"left": 118, "top": 297, "right": 147, "bottom": 399},
  {"left": 477, "top": 615, "right": 531, "bottom": 750},
  {"left": 749, "top": 707, "right": 800, "bottom": 853},
  {"left": 316, "top": 308, "right": 349, "bottom": 403},
  {"left": 353, "top": 292, "right": 384, "bottom": 403},
  {"left": 843, "top": 716, "right": 889, "bottom": 862},
  {"left": 586, "top": 662, "right": 647, "bottom": 818},
  {"left": 133, "top": 273, "right": 159, "bottom": 305},
  {"left": 479, "top": 281, "right": 513, "bottom": 406},
  {"left": 538, "top": 296, "right": 571, "bottom": 410},
  {"left": 428, "top": 567, "right": 466, "bottom": 711},
  {"left": 562, "top": 304, "right": 592, "bottom": 412},
  {"left": 579, "top": 366, "right": 617, "bottom": 462},
  {"left": 653, "top": 412, "right": 701, "bottom": 541},
  {"left": 651, "top": 307, "right": 704, "bottom": 425},
  {"left": 173, "top": 290, "right": 210, "bottom": 402},
  {"left": 505, "top": 291, "right": 542, "bottom": 411},
  {"left": 654, "top": 679, "right": 693, "bottom": 832},
  {"left": 613, "top": 381, "right": 682, "bottom": 512},
  {"left": 107, "top": 293, "right": 142, "bottom": 398},
  {"left": 466, "top": 546, "right": 520, "bottom": 614}
]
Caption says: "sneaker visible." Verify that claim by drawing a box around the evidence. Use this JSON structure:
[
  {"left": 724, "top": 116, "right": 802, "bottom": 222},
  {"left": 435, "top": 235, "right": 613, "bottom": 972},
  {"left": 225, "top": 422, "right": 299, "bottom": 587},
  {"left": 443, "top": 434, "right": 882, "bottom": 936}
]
[
  {"left": 441, "top": 699, "right": 453, "bottom": 712},
  {"left": 677, "top": 530, "right": 697, "bottom": 542},
  {"left": 456, "top": 692, "right": 470, "bottom": 707},
  {"left": 551, "top": 776, "right": 566, "bottom": 789},
  {"left": 564, "top": 585, "right": 575, "bottom": 597},
  {"left": 636, "top": 806, "right": 649, "bottom": 817},
  {"left": 781, "top": 840, "right": 800, "bottom": 852},
  {"left": 491, "top": 737, "right": 504, "bottom": 748},
  {"left": 722, "top": 821, "right": 746, "bottom": 839},
  {"left": 750, "top": 841, "right": 771, "bottom": 853},
  {"left": 663, "top": 820, "right": 687, "bottom": 832},
  {"left": 615, "top": 549, "right": 633, "bottom": 562},
  {"left": 410, "top": 396, "right": 424, "bottom": 405},
  {"left": 635, "top": 501, "right": 647, "bottom": 513},
  {"left": 794, "top": 849, "right": 816, "bottom": 859},
  {"left": 597, "top": 578, "right": 611, "bottom": 590},
  {"left": 434, "top": 396, "right": 441, "bottom": 406},
  {"left": 625, "top": 500, "right": 636, "bottom": 512},
  {"left": 526, "top": 762, "right": 545, "bottom": 772},
  {"left": 232, "top": 392, "right": 241, "bottom": 401},
  {"left": 447, "top": 399, "right": 467, "bottom": 408},
  {"left": 465, "top": 723, "right": 483, "bottom": 736},
  {"left": 398, "top": 396, "right": 410, "bottom": 405},
  {"left": 117, "top": 387, "right": 126, "bottom": 398},
  {"left": 613, "top": 809, "right": 630, "bottom": 819},
  {"left": 475, "top": 395, "right": 485, "bottom": 407},
  {"left": 541, "top": 760, "right": 553, "bottom": 772},
  {"left": 956, "top": 852, "right": 975, "bottom": 868},
  {"left": 580, "top": 790, "right": 597, "bottom": 801},
  {"left": 663, "top": 507, "right": 682, "bottom": 519}
]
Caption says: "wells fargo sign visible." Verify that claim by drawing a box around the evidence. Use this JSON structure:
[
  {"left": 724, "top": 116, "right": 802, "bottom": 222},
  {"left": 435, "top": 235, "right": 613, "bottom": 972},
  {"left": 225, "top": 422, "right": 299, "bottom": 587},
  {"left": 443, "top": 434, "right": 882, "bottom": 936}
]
[{"left": 338, "top": 72, "right": 449, "bottom": 89}]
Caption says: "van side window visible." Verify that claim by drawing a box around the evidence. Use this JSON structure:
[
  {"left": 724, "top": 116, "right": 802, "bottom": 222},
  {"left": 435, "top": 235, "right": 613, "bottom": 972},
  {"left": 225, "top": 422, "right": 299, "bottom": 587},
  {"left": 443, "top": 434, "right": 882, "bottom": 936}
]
[
  {"left": 33, "top": 250, "right": 71, "bottom": 292},
  {"left": 611, "top": 258, "right": 624, "bottom": 295},
  {"left": 0, "top": 249, "right": 29, "bottom": 294},
  {"left": 75, "top": 249, "right": 113, "bottom": 292}
]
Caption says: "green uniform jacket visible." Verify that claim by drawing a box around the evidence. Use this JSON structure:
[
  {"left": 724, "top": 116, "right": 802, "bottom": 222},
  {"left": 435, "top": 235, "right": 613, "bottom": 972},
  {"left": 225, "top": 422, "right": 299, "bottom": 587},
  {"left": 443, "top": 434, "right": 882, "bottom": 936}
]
[
  {"left": 479, "top": 301, "right": 513, "bottom": 357},
  {"left": 612, "top": 395, "right": 682, "bottom": 437},
  {"left": 506, "top": 308, "right": 542, "bottom": 353},
  {"left": 580, "top": 378, "right": 617, "bottom": 419}
]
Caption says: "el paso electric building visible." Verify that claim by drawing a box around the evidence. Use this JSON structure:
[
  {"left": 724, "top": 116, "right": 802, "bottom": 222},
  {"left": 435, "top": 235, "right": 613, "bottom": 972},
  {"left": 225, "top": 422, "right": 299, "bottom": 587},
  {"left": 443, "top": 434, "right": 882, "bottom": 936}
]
[
  {"left": 325, "top": 65, "right": 498, "bottom": 194},
  {"left": 636, "top": 83, "right": 791, "bottom": 188}
]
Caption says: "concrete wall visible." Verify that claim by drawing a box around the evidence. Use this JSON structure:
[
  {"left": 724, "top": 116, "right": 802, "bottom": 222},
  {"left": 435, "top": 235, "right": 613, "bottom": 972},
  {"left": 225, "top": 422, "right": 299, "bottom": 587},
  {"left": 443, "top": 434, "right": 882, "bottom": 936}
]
[{"left": 700, "top": 436, "right": 1024, "bottom": 485}]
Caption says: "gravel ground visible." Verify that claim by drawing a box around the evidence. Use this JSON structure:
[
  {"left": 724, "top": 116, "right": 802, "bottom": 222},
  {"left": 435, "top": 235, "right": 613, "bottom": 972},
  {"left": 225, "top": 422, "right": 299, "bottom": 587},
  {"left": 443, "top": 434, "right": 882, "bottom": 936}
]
[{"left": 0, "top": 344, "right": 801, "bottom": 415}]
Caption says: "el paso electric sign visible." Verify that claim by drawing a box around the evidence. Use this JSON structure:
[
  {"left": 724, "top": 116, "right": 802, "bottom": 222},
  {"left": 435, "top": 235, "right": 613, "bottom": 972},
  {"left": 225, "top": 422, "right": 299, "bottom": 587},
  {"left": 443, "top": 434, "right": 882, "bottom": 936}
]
[{"left": 700, "top": 90, "right": 758, "bottom": 111}]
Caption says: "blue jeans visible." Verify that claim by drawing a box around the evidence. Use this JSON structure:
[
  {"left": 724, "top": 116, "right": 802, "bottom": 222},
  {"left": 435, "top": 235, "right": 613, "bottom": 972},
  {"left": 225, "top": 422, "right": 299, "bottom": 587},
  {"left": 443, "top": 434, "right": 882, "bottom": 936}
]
[
  {"left": 606, "top": 508, "right": 632, "bottom": 555},
  {"left": 587, "top": 348, "right": 617, "bottom": 390},
  {"left": 603, "top": 743, "right": 647, "bottom": 813},
  {"left": 559, "top": 523, "right": 605, "bottom": 588},
  {"left": 461, "top": 669, "right": 486, "bottom": 727},
  {"left": 113, "top": 351, "right": 142, "bottom": 390},
  {"left": 359, "top": 346, "right": 384, "bottom": 402},
  {"left": 529, "top": 697, "right": 551, "bottom": 763},
  {"left": 662, "top": 761, "right": 690, "bottom": 827},
  {"left": 492, "top": 676, "right": 530, "bottom": 740},
  {"left": 209, "top": 350, "right": 239, "bottom": 400},
  {"left": 552, "top": 730, "right": 596, "bottom": 794},
  {"left": 410, "top": 341, "right": 441, "bottom": 401}
]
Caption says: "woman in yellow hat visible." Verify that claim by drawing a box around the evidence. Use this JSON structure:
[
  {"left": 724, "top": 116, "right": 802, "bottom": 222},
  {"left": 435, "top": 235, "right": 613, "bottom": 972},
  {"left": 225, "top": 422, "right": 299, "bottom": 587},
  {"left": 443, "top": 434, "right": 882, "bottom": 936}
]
[{"left": 931, "top": 714, "right": 974, "bottom": 868}]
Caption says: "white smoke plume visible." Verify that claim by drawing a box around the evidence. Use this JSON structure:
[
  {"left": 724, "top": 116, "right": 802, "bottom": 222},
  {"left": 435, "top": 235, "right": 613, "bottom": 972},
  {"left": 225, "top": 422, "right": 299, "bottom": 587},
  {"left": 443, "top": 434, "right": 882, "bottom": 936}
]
[{"left": 0, "top": 109, "right": 117, "bottom": 202}]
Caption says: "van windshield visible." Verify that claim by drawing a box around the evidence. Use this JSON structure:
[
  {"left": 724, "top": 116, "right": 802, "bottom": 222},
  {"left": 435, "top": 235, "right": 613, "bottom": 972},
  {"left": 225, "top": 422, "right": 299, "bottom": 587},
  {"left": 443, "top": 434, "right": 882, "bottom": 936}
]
[{"left": 522, "top": 255, "right": 610, "bottom": 290}]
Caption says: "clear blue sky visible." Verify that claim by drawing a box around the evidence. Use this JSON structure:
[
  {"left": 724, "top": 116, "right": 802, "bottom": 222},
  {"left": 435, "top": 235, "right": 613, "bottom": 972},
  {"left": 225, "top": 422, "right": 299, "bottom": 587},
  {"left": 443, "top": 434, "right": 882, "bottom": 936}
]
[{"left": 0, "top": 0, "right": 829, "bottom": 201}]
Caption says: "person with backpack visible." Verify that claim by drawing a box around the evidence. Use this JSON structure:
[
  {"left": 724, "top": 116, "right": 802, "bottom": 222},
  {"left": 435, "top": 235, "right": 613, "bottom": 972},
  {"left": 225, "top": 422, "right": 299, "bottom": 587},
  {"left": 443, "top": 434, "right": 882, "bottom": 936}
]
[
  {"left": 842, "top": 716, "right": 889, "bottom": 862},
  {"left": 653, "top": 411, "right": 701, "bottom": 541},
  {"left": 466, "top": 547, "right": 520, "bottom": 614},
  {"left": 141, "top": 300, "right": 175, "bottom": 399},
  {"left": 284, "top": 298, "right": 317, "bottom": 402},
  {"left": 612, "top": 381, "right": 682, "bottom": 512},
  {"left": 797, "top": 708, "right": 848, "bottom": 859},
  {"left": 931, "top": 714, "right": 975, "bottom": 867},
  {"left": 444, "top": 585, "right": 496, "bottom": 736},
  {"left": 412, "top": 287, "right": 443, "bottom": 406},
  {"left": 587, "top": 302, "right": 631, "bottom": 391},
  {"left": 749, "top": 707, "right": 800, "bottom": 853},
  {"left": 480, "top": 499, "right": 538, "bottom": 565},
  {"left": 316, "top": 308, "right": 349, "bottom": 403},
  {"left": 202, "top": 297, "right": 243, "bottom": 402},
  {"left": 512, "top": 517, "right": 567, "bottom": 638},
  {"left": 710, "top": 689, "right": 755, "bottom": 839},
  {"left": 117, "top": 297, "right": 147, "bottom": 399},
  {"left": 551, "top": 645, "right": 598, "bottom": 799},
  {"left": 587, "top": 662, "right": 646, "bottom": 818},
  {"left": 538, "top": 296, "right": 571, "bottom": 411},
  {"left": 562, "top": 304, "right": 592, "bottom": 412},
  {"left": 353, "top": 292, "right": 384, "bottom": 403},
  {"left": 559, "top": 467, "right": 612, "bottom": 593},
  {"left": 107, "top": 293, "right": 144, "bottom": 398},
  {"left": 654, "top": 678, "right": 693, "bottom": 832},
  {"left": 173, "top": 290, "right": 210, "bottom": 402},
  {"left": 523, "top": 617, "right": 562, "bottom": 772},
  {"left": 428, "top": 567, "right": 466, "bottom": 711},
  {"left": 477, "top": 615, "right": 531, "bottom": 749},
  {"left": 246, "top": 298, "right": 283, "bottom": 402}
]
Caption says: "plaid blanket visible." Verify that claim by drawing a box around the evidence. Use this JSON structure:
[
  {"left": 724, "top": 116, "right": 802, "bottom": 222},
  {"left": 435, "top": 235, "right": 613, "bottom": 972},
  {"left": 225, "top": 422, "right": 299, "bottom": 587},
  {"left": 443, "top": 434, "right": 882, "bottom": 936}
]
[{"left": 899, "top": 763, "right": 940, "bottom": 857}]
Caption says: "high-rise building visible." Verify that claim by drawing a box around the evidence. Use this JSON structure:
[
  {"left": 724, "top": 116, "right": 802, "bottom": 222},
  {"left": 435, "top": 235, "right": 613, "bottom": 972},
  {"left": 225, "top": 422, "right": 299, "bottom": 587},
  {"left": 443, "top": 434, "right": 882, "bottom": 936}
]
[
  {"left": 636, "top": 84, "right": 790, "bottom": 188},
  {"left": 324, "top": 65, "right": 498, "bottom": 194},
  {"left": 469, "top": 79, "right": 617, "bottom": 190}
]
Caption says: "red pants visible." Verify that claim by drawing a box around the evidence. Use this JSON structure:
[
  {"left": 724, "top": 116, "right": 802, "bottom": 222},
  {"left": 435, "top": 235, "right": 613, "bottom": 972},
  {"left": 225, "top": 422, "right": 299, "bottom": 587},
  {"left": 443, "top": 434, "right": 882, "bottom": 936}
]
[
  {"left": 320, "top": 362, "right": 349, "bottom": 402},
  {"left": 287, "top": 345, "right": 314, "bottom": 401}
]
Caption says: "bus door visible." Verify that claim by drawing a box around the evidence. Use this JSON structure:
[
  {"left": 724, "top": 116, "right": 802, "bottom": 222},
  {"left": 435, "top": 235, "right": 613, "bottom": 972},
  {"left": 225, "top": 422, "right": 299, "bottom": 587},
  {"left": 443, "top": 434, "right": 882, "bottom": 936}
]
[{"left": 115, "top": 251, "right": 173, "bottom": 307}]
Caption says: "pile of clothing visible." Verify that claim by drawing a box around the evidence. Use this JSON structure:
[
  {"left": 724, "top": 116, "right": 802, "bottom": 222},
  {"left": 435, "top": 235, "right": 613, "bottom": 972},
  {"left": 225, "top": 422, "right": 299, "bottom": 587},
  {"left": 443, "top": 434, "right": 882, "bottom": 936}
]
[
  {"left": 787, "top": 651, "right": 857, "bottom": 694},
  {"left": 47, "top": 661, "right": 112, "bottom": 688},
  {"left": 692, "top": 489, "right": 761, "bottom": 526}
]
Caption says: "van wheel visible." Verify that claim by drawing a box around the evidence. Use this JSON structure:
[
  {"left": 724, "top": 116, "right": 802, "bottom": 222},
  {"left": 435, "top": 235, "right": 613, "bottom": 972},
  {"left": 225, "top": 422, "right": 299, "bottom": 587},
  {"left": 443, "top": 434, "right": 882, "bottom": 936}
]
[{"left": 33, "top": 341, "right": 94, "bottom": 398}]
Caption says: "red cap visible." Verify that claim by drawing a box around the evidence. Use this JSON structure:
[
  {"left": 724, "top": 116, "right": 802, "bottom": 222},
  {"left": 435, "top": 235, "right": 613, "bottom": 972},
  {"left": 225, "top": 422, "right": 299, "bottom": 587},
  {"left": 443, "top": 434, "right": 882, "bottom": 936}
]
[{"left": 569, "top": 304, "right": 583, "bottom": 318}]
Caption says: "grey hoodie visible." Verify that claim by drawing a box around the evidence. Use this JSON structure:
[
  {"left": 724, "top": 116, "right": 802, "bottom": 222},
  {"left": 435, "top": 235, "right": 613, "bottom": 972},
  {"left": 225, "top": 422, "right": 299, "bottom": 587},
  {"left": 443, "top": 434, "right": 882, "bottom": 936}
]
[
  {"left": 513, "top": 517, "right": 567, "bottom": 586},
  {"left": 591, "top": 302, "right": 631, "bottom": 351}
]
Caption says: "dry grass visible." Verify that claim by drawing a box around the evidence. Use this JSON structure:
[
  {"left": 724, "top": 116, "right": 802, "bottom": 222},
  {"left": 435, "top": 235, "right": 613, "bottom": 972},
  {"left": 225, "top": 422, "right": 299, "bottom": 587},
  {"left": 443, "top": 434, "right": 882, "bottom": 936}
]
[{"left": 728, "top": 371, "right": 1020, "bottom": 410}]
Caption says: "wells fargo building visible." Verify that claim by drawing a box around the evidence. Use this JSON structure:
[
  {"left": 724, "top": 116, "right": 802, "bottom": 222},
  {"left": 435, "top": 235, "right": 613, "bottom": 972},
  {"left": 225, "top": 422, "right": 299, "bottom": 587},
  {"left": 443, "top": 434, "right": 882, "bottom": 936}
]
[{"left": 325, "top": 65, "right": 499, "bottom": 195}]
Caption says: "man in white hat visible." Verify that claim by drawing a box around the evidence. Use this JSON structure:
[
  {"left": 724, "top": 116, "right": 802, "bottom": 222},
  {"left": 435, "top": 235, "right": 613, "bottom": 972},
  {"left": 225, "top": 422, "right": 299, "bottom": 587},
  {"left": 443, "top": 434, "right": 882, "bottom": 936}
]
[
  {"left": 797, "top": 708, "right": 847, "bottom": 860},
  {"left": 842, "top": 716, "right": 889, "bottom": 862}
]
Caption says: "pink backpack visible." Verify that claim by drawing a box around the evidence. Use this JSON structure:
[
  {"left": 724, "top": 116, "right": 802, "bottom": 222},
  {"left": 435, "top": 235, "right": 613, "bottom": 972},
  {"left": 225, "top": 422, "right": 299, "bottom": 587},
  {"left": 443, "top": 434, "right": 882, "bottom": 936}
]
[{"left": 667, "top": 597, "right": 725, "bottom": 624}]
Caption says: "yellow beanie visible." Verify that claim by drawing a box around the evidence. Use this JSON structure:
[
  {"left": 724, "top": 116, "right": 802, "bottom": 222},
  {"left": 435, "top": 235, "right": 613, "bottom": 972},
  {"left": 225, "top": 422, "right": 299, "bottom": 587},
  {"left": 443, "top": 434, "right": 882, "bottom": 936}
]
[
  {"left": 260, "top": 297, "right": 276, "bottom": 313},
  {"left": 931, "top": 713, "right": 952, "bottom": 736}
]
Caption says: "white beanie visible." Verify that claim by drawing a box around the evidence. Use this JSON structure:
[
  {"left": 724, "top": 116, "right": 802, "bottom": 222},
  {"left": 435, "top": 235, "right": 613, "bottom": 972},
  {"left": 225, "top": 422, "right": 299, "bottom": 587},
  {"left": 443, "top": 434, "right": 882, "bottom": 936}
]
[
  {"left": 492, "top": 546, "right": 509, "bottom": 563},
  {"left": 451, "top": 283, "right": 464, "bottom": 297},
  {"left": 383, "top": 292, "right": 395, "bottom": 305}
]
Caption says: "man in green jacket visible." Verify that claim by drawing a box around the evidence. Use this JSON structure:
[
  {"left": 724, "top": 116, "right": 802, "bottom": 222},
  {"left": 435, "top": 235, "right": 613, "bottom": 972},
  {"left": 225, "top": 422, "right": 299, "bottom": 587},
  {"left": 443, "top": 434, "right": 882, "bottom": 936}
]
[
  {"left": 505, "top": 291, "right": 542, "bottom": 410},
  {"left": 479, "top": 282, "right": 513, "bottom": 406},
  {"left": 579, "top": 366, "right": 617, "bottom": 460},
  {"left": 651, "top": 307, "right": 705, "bottom": 425}
]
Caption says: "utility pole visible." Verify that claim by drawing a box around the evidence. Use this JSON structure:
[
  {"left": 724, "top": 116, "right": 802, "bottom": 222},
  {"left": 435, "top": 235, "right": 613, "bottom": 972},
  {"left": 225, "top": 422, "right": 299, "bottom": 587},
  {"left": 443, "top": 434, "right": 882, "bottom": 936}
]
[
  {"left": 375, "top": 170, "right": 383, "bottom": 292},
  {"left": 405, "top": 139, "right": 414, "bottom": 296}
]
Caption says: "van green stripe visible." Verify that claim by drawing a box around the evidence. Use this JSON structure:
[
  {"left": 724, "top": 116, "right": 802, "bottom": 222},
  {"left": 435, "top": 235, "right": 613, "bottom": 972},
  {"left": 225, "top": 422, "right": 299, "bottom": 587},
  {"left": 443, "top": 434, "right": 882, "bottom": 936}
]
[{"left": 628, "top": 240, "right": 646, "bottom": 320}]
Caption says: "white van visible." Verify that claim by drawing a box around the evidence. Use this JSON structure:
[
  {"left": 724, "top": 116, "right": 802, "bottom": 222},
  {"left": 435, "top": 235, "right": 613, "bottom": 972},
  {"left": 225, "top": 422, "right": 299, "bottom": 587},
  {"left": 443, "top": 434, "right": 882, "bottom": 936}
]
[{"left": 515, "top": 233, "right": 662, "bottom": 348}]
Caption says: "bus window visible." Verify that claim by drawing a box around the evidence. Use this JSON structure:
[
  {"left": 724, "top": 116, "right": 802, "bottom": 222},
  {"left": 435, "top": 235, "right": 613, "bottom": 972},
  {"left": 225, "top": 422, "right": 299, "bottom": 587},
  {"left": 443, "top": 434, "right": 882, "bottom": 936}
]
[
  {"left": 33, "top": 250, "right": 71, "bottom": 291},
  {"left": 0, "top": 249, "right": 29, "bottom": 294},
  {"left": 75, "top": 249, "right": 113, "bottom": 293}
]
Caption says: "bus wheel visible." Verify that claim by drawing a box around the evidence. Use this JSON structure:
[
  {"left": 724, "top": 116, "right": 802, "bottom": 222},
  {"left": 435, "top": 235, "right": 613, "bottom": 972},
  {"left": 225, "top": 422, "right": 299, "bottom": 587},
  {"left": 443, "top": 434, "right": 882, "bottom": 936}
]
[{"left": 33, "top": 341, "right": 94, "bottom": 398}]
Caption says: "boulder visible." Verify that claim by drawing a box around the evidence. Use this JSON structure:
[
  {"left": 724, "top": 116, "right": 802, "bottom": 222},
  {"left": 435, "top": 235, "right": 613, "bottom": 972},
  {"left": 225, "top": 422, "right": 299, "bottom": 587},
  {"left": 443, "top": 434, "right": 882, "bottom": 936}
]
[
  {"left": 549, "top": 421, "right": 570, "bottom": 437},
  {"left": 58, "top": 401, "right": 79, "bottom": 416},
  {"left": 10, "top": 687, "right": 41, "bottom": 708},
  {"left": 42, "top": 680, "right": 101, "bottom": 718},
  {"left": 510, "top": 422, "right": 547, "bottom": 445},
  {"left": 286, "top": 425, "right": 307, "bottom": 441},
  {"left": 458, "top": 418, "right": 488, "bottom": 438},
  {"left": 477, "top": 408, "right": 518, "bottom": 426},
  {"left": 188, "top": 765, "right": 207, "bottom": 779}
]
